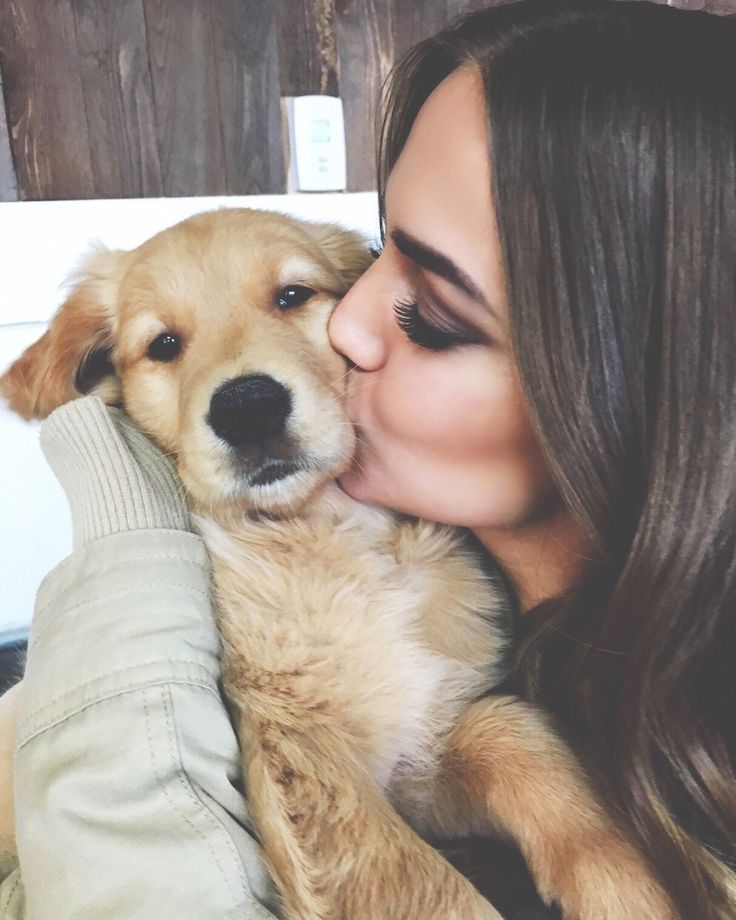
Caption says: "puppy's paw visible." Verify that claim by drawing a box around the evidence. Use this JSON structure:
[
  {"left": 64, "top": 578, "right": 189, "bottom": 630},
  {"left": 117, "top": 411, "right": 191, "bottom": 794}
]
[{"left": 535, "top": 831, "right": 675, "bottom": 920}]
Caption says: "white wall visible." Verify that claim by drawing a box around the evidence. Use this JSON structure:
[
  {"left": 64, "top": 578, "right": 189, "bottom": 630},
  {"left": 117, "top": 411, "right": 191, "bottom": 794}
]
[{"left": 0, "top": 193, "right": 380, "bottom": 636}]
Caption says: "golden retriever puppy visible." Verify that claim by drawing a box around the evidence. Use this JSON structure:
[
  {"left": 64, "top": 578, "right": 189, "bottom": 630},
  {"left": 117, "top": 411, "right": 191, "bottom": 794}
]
[{"left": 1, "top": 208, "right": 673, "bottom": 920}]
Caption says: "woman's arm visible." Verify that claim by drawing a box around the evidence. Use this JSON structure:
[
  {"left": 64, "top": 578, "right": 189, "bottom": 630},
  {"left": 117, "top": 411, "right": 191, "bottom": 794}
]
[{"left": 0, "top": 396, "right": 279, "bottom": 919}]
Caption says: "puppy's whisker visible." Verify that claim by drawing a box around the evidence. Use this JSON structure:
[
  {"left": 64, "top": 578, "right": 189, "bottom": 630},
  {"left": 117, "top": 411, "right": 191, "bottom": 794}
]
[
  {"left": 350, "top": 375, "right": 378, "bottom": 394},
  {"left": 347, "top": 456, "right": 368, "bottom": 476},
  {"left": 328, "top": 364, "right": 356, "bottom": 388}
]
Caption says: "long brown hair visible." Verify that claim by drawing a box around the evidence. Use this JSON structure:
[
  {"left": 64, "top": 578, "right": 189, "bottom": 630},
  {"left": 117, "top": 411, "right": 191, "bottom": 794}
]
[{"left": 377, "top": 2, "right": 736, "bottom": 916}]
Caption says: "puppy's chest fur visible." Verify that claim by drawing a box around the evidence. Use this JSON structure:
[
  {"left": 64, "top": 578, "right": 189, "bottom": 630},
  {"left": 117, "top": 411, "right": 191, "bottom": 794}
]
[{"left": 194, "top": 485, "right": 511, "bottom": 825}]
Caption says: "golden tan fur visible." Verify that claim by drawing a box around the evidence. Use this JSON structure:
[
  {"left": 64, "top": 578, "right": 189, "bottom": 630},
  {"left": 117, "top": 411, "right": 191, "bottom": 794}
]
[{"left": 1, "top": 208, "right": 675, "bottom": 919}]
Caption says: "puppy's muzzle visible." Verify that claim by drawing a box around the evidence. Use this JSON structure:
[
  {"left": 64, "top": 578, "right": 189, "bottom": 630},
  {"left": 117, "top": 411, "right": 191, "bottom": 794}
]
[{"left": 208, "top": 374, "right": 292, "bottom": 449}]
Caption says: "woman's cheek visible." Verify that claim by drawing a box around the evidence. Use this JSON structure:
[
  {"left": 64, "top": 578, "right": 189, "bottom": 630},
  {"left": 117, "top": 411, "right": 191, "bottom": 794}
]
[
  {"left": 408, "top": 354, "right": 524, "bottom": 456},
  {"left": 373, "top": 351, "right": 482, "bottom": 445}
]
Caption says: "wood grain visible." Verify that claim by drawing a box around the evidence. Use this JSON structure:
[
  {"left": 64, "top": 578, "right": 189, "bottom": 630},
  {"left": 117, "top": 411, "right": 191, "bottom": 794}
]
[
  {"left": 72, "top": 0, "right": 162, "bottom": 198},
  {"left": 391, "top": 0, "right": 447, "bottom": 59},
  {"left": 142, "top": 0, "right": 228, "bottom": 196},
  {"left": 0, "top": 0, "right": 95, "bottom": 199},
  {"left": 213, "top": 0, "right": 285, "bottom": 195},
  {"left": 0, "top": 70, "right": 17, "bottom": 201},
  {"left": 445, "top": 0, "right": 512, "bottom": 21},
  {"left": 335, "top": 0, "right": 450, "bottom": 191},
  {"left": 276, "top": 0, "right": 338, "bottom": 97},
  {"left": 334, "top": 0, "right": 389, "bottom": 191}
]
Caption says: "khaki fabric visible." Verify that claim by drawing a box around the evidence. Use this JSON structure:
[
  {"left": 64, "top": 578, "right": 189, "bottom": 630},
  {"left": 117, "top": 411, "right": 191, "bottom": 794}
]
[{"left": 0, "top": 529, "right": 279, "bottom": 919}]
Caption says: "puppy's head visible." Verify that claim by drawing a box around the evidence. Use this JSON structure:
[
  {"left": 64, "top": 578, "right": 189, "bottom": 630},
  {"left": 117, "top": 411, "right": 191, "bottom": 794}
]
[{"left": 1, "top": 208, "right": 373, "bottom": 515}]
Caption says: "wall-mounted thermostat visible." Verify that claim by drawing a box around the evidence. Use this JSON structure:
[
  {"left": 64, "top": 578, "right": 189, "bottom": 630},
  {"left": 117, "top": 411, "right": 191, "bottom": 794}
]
[{"left": 284, "top": 95, "right": 347, "bottom": 192}]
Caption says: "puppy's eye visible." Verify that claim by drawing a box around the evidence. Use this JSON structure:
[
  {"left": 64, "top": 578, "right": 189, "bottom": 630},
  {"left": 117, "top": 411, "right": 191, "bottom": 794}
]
[
  {"left": 276, "top": 285, "right": 316, "bottom": 310},
  {"left": 147, "top": 333, "right": 181, "bottom": 362}
]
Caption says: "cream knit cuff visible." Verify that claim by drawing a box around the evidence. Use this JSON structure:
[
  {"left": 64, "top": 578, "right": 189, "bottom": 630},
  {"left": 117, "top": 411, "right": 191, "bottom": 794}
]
[{"left": 39, "top": 396, "right": 190, "bottom": 549}]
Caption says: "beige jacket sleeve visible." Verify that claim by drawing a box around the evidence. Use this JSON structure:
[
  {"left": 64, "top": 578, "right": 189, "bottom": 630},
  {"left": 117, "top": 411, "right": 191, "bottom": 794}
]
[{"left": 0, "top": 397, "right": 279, "bottom": 920}]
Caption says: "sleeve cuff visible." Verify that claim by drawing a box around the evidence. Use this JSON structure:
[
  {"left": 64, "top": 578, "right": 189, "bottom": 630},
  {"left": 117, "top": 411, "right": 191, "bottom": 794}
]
[{"left": 40, "top": 397, "right": 189, "bottom": 547}]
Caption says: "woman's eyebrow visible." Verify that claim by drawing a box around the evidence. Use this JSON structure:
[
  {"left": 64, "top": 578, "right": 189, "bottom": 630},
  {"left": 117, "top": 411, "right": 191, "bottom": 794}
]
[{"left": 390, "top": 228, "right": 498, "bottom": 319}]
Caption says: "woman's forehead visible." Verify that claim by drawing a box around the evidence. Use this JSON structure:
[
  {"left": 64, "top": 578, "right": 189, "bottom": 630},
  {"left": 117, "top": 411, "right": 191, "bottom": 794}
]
[
  {"left": 386, "top": 66, "right": 492, "bottom": 226},
  {"left": 385, "top": 67, "right": 508, "bottom": 318}
]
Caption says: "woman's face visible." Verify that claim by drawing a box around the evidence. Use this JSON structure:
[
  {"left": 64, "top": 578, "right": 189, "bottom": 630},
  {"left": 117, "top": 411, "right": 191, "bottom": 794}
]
[{"left": 327, "top": 66, "right": 558, "bottom": 530}]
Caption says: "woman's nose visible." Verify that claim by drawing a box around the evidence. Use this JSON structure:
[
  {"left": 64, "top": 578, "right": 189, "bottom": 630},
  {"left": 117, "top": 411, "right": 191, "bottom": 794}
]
[{"left": 328, "top": 268, "right": 387, "bottom": 371}]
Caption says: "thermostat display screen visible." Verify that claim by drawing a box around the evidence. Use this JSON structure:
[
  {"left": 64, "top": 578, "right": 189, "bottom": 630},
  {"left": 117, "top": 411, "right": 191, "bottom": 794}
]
[{"left": 312, "top": 119, "right": 331, "bottom": 143}]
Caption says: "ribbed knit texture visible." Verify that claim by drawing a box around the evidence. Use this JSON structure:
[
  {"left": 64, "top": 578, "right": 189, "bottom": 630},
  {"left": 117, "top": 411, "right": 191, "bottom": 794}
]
[{"left": 40, "top": 396, "right": 190, "bottom": 549}]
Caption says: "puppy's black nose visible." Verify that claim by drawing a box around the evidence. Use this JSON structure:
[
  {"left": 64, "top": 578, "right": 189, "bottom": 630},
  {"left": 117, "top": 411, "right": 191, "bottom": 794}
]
[{"left": 208, "top": 374, "right": 292, "bottom": 448}]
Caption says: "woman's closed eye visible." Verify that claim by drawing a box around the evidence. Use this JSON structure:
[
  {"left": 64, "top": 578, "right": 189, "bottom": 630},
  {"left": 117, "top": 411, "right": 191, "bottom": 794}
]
[{"left": 392, "top": 297, "right": 479, "bottom": 351}]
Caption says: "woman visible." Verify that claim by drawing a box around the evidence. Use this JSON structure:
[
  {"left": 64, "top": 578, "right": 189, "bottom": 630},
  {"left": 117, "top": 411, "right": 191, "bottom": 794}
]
[
  {"left": 333, "top": 1, "right": 736, "bottom": 916},
  {"left": 2, "top": 1, "right": 734, "bottom": 917}
]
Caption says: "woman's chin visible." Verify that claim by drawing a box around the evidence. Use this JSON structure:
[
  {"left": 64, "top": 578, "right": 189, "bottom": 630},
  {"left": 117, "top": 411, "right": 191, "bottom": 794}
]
[
  {"left": 336, "top": 467, "right": 384, "bottom": 505},
  {"left": 336, "top": 469, "right": 395, "bottom": 513},
  {"left": 335, "top": 469, "right": 362, "bottom": 499}
]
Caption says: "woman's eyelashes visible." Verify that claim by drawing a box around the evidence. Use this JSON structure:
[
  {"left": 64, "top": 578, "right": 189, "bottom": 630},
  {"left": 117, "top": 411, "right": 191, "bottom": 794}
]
[
  {"left": 372, "top": 237, "right": 486, "bottom": 350},
  {"left": 392, "top": 297, "right": 478, "bottom": 351}
]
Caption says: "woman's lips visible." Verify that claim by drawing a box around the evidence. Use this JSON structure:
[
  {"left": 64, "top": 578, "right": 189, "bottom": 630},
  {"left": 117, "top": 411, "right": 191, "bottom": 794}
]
[{"left": 344, "top": 370, "right": 378, "bottom": 462}]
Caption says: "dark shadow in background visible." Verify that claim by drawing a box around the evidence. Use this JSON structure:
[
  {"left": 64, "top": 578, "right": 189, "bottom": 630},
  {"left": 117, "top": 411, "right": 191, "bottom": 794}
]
[{"left": 0, "top": 633, "right": 25, "bottom": 696}]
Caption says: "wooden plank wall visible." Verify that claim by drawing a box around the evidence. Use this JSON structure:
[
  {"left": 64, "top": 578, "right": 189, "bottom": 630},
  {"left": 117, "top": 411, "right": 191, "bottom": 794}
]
[
  {"left": 0, "top": 0, "right": 733, "bottom": 201},
  {"left": 0, "top": 70, "right": 16, "bottom": 201}
]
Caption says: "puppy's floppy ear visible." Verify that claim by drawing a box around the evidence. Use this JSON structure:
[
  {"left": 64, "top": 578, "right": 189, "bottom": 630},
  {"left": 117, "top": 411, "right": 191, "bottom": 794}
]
[
  {"left": 303, "top": 222, "right": 375, "bottom": 291},
  {"left": 0, "top": 247, "right": 129, "bottom": 420}
]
